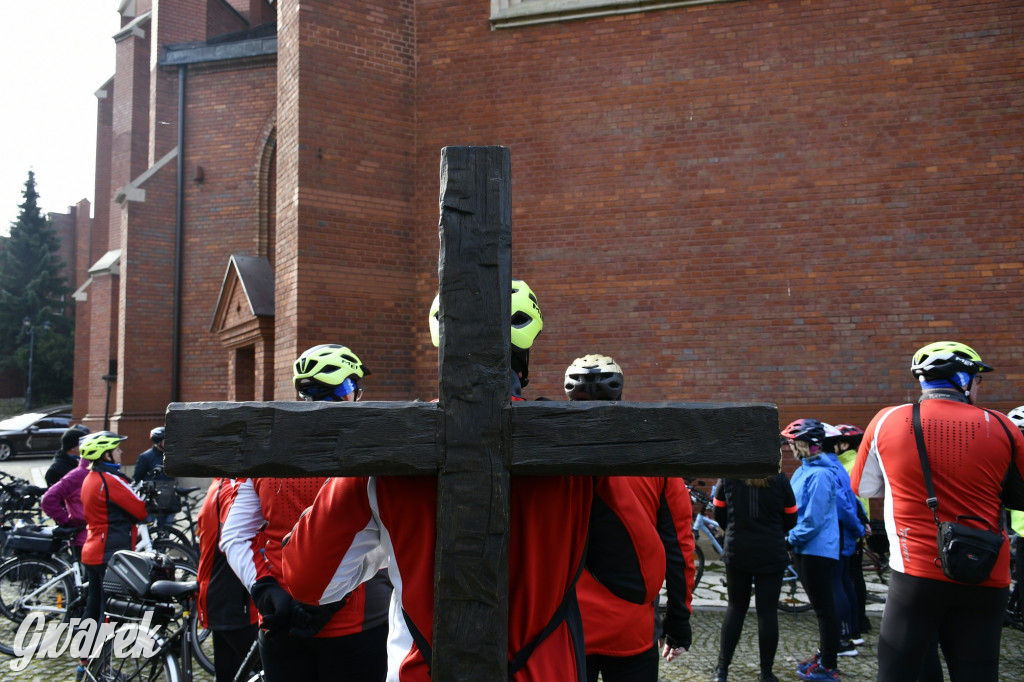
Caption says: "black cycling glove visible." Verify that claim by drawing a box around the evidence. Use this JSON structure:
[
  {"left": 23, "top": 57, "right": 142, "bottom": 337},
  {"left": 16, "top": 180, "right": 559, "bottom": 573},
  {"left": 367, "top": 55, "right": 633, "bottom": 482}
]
[
  {"left": 663, "top": 618, "right": 692, "bottom": 651},
  {"left": 250, "top": 577, "right": 302, "bottom": 633}
]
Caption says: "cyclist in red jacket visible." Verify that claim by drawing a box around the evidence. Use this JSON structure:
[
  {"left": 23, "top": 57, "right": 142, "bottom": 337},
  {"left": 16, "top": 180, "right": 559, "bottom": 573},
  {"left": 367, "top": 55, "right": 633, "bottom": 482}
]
[
  {"left": 79, "top": 431, "right": 148, "bottom": 625},
  {"left": 281, "top": 283, "right": 666, "bottom": 681},
  {"left": 197, "top": 477, "right": 258, "bottom": 682},
  {"left": 851, "top": 341, "right": 1024, "bottom": 682},
  {"left": 567, "top": 354, "right": 695, "bottom": 682},
  {"left": 220, "top": 345, "right": 391, "bottom": 682}
]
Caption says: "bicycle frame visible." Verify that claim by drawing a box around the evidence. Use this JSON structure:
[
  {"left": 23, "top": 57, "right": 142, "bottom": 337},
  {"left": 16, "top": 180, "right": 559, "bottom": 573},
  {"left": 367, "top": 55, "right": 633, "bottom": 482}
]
[{"left": 692, "top": 511, "right": 723, "bottom": 556}]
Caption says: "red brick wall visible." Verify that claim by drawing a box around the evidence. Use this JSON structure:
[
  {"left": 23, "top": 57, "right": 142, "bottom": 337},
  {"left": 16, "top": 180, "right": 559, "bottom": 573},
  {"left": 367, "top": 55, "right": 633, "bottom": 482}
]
[
  {"left": 110, "top": 19, "right": 152, "bottom": 248},
  {"left": 275, "top": 0, "right": 418, "bottom": 400},
  {"left": 176, "top": 60, "right": 276, "bottom": 400},
  {"left": 398, "top": 0, "right": 1024, "bottom": 430}
]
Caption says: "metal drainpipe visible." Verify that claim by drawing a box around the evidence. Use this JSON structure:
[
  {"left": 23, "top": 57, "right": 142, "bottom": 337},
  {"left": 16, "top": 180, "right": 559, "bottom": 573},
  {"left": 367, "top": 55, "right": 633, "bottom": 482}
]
[{"left": 172, "top": 64, "right": 186, "bottom": 403}]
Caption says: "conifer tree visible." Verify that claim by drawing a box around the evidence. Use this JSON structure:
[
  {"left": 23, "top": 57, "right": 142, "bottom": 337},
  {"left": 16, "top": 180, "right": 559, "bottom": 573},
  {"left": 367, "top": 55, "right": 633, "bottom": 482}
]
[{"left": 0, "top": 171, "right": 74, "bottom": 405}]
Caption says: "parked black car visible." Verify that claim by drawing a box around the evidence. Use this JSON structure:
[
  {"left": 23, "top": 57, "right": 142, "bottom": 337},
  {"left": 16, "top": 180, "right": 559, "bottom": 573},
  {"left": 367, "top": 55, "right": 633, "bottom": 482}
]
[{"left": 0, "top": 405, "right": 73, "bottom": 461}]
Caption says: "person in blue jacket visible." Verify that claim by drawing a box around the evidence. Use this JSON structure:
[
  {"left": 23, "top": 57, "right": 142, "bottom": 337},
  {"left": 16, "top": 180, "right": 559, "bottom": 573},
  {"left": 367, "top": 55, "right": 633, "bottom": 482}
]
[
  {"left": 822, "top": 424, "right": 867, "bottom": 655},
  {"left": 782, "top": 419, "right": 843, "bottom": 682}
]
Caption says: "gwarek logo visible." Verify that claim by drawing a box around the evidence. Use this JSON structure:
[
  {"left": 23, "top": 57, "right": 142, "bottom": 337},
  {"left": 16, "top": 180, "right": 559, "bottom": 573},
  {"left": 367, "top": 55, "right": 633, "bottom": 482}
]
[{"left": 10, "top": 612, "right": 159, "bottom": 671}]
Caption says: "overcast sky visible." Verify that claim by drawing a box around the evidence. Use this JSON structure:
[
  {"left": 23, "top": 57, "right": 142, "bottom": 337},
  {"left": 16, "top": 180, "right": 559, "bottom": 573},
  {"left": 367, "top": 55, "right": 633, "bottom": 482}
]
[{"left": 1, "top": 3, "right": 122, "bottom": 236}]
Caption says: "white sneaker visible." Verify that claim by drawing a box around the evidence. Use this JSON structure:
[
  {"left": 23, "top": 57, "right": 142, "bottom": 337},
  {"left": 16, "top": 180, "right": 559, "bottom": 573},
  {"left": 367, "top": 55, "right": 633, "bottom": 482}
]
[{"left": 837, "top": 640, "right": 859, "bottom": 657}]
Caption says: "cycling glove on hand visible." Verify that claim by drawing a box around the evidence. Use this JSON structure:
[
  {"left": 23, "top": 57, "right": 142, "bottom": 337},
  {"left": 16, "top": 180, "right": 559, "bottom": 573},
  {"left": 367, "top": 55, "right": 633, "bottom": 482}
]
[{"left": 251, "top": 577, "right": 302, "bottom": 633}]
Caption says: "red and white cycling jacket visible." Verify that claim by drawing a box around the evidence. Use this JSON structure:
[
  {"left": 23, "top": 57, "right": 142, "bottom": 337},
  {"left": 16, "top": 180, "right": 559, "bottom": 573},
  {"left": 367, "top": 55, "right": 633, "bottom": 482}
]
[
  {"left": 280, "top": 474, "right": 666, "bottom": 682},
  {"left": 220, "top": 477, "right": 389, "bottom": 637},
  {"left": 577, "top": 476, "right": 694, "bottom": 657},
  {"left": 81, "top": 464, "right": 148, "bottom": 566},
  {"left": 197, "top": 478, "right": 257, "bottom": 630},
  {"left": 850, "top": 398, "right": 1024, "bottom": 588}
]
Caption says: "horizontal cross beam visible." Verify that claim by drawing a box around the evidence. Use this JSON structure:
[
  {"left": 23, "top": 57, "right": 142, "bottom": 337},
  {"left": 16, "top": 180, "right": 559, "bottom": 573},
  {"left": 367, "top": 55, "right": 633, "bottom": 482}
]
[{"left": 164, "top": 399, "right": 780, "bottom": 479}]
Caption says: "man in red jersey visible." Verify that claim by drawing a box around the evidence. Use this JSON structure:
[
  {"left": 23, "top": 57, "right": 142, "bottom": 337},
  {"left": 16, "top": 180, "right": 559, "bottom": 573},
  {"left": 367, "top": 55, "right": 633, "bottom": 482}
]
[
  {"left": 221, "top": 344, "right": 391, "bottom": 682},
  {"left": 565, "top": 354, "right": 695, "bottom": 682},
  {"left": 281, "top": 283, "right": 666, "bottom": 681},
  {"left": 850, "top": 341, "right": 1024, "bottom": 682}
]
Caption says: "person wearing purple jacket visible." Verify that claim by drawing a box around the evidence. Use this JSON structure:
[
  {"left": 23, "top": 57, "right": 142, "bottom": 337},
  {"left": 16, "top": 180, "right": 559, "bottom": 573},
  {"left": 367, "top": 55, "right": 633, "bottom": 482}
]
[{"left": 40, "top": 457, "right": 90, "bottom": 559}]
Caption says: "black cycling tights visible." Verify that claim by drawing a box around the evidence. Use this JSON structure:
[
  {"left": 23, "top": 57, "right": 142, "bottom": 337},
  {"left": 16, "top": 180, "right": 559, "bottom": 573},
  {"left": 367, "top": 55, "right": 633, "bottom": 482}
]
[
  {"left": 259, "top": 622, "right": 388, "bottom": 682},
  {"left": 878, "top": 571, "right": 1007, "bottom": 682},
  {"left": 718, "top": 565, "right": 784, "bottom": 675},
  {"left": 794, "top": 553, "right": 840, "bottom": 669}
]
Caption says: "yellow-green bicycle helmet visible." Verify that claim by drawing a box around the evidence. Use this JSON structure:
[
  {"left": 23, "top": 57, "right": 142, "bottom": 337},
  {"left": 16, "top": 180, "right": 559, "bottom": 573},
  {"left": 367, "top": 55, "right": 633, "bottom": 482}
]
[
  {"left": 79, "top": 431, "right": 127, "bottom": 461},
  {"left": 429, "top": 279, "right": 543, "bottom": 351},
  {"left": 293, "top": 344, "right": 369, "bottom": 401},
  {"left": 910, "top": 341, "right": 993, "bottom": 379}
]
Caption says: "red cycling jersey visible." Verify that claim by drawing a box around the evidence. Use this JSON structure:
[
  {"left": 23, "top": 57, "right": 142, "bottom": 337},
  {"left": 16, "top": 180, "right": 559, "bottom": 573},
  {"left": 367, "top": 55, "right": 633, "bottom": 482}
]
[
  {"left": 220, "top": 477, "right": 389, "bottom": 638},
  {"left": 577, "top": 475, "right": 694, "bottom": 657},
  {"left": 280, "top": 473, "right": 666, "bottom": 682},
  {"left": 196, "top": 478, "right": 258, "bottom": 630},
  {"left": 850, "top": 398, "right": 1024, "bottom": 588},
  {"left": 80, "top": 465, "right": 148, "bottom": 566}
]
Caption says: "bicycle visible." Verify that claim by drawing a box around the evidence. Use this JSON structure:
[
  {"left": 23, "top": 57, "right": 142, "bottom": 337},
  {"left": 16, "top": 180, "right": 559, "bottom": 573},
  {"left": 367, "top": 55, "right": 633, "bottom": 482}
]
[
  {"left": 1005, "top": 534, "right": 1022, "bottom": 631},
  {"left": 0, "top": 471, "right": 47, "bottom": 555},
  {"left": 861, "top": 523, "right": 891, "bottom": 604},
  {"left": 134, "top": 479, "right": 200, "bottom": 567},
  {"left": 0, "top": 524, "right": 87, "bottom": 655},
  {"left": 81, "top": 550, "right": 197, "bottom": 682},
  {"left": 82, "top": 549, "right": 243, "bottom": 682},
  {"left": 687, "top": 482, "right": 723, "bottom": 590}
]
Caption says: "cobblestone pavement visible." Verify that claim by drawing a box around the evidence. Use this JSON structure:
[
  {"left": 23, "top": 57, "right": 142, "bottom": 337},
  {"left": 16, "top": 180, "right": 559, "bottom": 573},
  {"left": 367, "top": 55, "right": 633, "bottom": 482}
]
[
  {"left": 3, "top": 460, "right": 1022, "bottom": 681},
  {"left": 657, "top": 558, "right": 1024, "bottom": 682}
]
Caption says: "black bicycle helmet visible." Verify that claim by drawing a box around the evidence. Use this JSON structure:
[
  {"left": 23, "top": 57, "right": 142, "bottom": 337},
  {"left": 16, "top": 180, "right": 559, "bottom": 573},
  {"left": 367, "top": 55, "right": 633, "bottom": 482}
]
[
  {"left": 150, "top": 426, "right": 166, "bottom": 444},
  {"left": 564, "top": 354, "right": 624, "bottom": 401}
]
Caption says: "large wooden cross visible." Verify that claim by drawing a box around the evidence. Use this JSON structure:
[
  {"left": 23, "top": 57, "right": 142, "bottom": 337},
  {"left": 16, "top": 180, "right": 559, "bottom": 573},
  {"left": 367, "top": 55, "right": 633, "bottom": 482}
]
[{"left": 165, "top": 146, "right": 780, "bottom": 680}]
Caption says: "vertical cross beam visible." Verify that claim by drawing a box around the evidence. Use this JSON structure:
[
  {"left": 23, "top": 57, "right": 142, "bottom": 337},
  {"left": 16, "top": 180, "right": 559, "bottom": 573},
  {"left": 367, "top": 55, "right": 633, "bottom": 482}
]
[{"left": 433, "top": 145, "right": 511, "bottom": 679}]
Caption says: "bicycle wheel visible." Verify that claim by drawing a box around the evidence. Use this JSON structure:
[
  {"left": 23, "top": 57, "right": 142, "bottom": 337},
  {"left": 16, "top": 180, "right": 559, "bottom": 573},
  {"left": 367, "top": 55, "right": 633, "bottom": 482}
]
[
  {"left": 152, "top": 539, "right": 198, "bottom": 568},
  {"left": 692, "top": 543, "right": 705, "bottom": 590},
  {"left": 191, "top": 613, "right": 215, "bottom": 674},
  {"left": 862, "top": 546, "right": 890, "bottom": 604},
  {"left": 0, "top": 556, "right": 73, "bottom": 656},
  {"left": 151, "top": 527, "right": 198, "bottom": 566},
  {"left": 85, "top": 622, "right": 180, "bottom": 682}
]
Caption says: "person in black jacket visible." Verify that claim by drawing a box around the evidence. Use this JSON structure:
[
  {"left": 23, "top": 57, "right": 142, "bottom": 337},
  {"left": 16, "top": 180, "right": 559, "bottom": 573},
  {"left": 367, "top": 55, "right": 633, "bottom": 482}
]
[
  {"left": 44, "top": 424, "right": 90, "bottom": 487},
  {"left": 711, "top": 473, "right": 798, "bottom": 682}
]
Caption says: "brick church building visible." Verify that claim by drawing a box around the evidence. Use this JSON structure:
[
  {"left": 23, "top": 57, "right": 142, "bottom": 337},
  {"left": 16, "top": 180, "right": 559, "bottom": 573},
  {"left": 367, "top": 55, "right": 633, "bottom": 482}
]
[{"left": 68, "top": 0, "right": 1022, "bottom": 464}]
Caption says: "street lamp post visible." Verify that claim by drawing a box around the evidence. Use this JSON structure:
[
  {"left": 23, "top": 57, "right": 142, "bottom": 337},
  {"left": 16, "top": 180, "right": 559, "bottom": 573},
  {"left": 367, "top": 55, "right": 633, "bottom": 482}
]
[
  {"left": 22, "top": 317, "right": 51, "bottom": 410},
  {"left": 23, "top": 317, "right": 34, "bottom": 410}
]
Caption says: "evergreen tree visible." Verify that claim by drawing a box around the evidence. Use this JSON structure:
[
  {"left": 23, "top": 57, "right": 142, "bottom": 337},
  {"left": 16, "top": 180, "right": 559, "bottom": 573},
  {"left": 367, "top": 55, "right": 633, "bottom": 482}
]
[{"left": 0, "top": 171, "right": 74, "bottom": 406}]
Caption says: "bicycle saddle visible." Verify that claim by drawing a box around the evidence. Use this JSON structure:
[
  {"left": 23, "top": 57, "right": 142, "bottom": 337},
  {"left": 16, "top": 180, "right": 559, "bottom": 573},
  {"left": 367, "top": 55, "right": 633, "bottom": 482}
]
[{"left": 150, "top": 580, "right": 199, "bottom": 599}]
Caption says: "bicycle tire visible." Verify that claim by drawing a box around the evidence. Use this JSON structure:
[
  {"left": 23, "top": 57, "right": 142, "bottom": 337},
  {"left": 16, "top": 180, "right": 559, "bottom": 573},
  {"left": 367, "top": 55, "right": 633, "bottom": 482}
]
[
  {"left": 692, "top": 543, "right": 705, "bottom": 590},
  {"left": 191, "top": 607, "right": 215, "bottom": 674},
  {"left": 152, "top": 526, "right": 199, "bottom": 566},
  {"left": 777, "top": 561, "right": 813, "bottom": 613},
  {"left": 152, "top": 538, "right": 198, "bottom": 568},
  {"left": 0, "top": 555, "right": 74, "bottom": 656},
  {"left": 166, "top": 561, "right": 214, "bottom": 674},
  {"left": 85, "top": 622, "right": 180, "bottom": 682}
]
